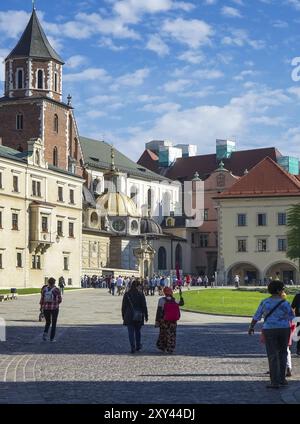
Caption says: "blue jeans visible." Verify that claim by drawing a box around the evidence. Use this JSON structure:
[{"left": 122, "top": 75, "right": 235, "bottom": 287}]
[{"left": 127, "top": 324, "right": 142, "bottom": 350}]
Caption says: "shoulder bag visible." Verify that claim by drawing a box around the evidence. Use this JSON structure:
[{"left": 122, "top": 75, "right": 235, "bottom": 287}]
[
  {"left": 260, "top": 299, "right": 285, "bottom": 344},
  {"left": 127, "top": 295, "right": 143, "bottom": 323}
]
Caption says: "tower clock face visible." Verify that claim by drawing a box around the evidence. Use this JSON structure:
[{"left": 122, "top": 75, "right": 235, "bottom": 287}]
[{"left": 112, "top": 219, "right": 126, "bottom": 232}]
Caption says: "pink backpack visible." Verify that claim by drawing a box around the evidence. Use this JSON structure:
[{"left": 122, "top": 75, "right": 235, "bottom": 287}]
[{"left": 163, "top": 299, "right": 181, "bottom": 321}]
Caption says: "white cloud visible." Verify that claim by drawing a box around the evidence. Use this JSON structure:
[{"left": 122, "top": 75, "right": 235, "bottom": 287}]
[
  {"left": 85, "top": 110, "right": 107, "bottom": 118},
  {"left": 146, "top": 35, "right": 170, "bottom": 57},
  {"left": 163, "top": 79, "right": 191, "bottom": 92},
  {"left": 221, "top": 6, "right": 242, "bottom": 18},
  {"left": 66, "top": 55, "right": 87, "bottom": 69},
  {"left": 178, "top": 50, "right": 204, "bottom": 64},
  {"left": 222, "top": 29, "right": 265, "bottom": 49},
  {"left": 162, "top": 18, "right": 213, "bottom": 49},
  {"left": 141, "top": 102, "right": 181, "bottom": 113},
  {"left": 193, "top": 69, "right": 224, "bottom": 79},
  {"left": 0, "top": 10, "right": 30, "bottom": 39},
  {"left": 89, "top": 95, "right": 120, "bottom": 105},
  {"left": 113, "top": 0, "right": 194, "bottom": 24},
  {"left": 64, "top": 68, "right": 111, "bottom": 82},
  {"left": 111, "top": 68, "right": 150, "bottom": 90},
  {"left": 98, "top": 37, "right": 126, "bottom": 51}
]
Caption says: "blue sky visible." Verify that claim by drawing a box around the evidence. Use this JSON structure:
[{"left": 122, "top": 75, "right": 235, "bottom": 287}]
[{"left": 1, "top": 0, "right": 300, "bottom": 161}]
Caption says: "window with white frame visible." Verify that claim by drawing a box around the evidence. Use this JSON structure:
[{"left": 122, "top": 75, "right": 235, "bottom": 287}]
[
  {"left": 32, "top": 180, "right": 41, "bottom": 197},
  {"left": 54, "top": 72, "right": 58, "bottom": 92},
  {"left": 16, "top": 251, "right": 23, "bottom": 268},
  {"left": 37, "top": 70, "right": 44, "bottom": 89},
  {"left": 17, "top": 69, "right": 24, "bottom": 89},
  {"left": 32, "top": 255, "right": 41, "bottom": 269}
]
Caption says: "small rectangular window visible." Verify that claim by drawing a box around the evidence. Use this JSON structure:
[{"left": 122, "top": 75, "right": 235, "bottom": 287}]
[
  {"left": 58, "top": 186, "right": 63, "bottom": 202},
  {"left": 32, "top": 255, "right": 41, "bottom": 269},
  {"left": 12, "top": 213, "right": 18, "bottom": 230},
  {"left": 64, "top": 256, "right": 69, "bottom": 271},
  {"left": 57, "top": 220, "right": 63, "bottom": 237},
  {"left": 203, "top": 209, "right": 209, "bottom": 221},
  {"left": 199, "top": 234, "right": 209, "bottom": 248},
  {"left": 32, "top": 181, "right": 41, "bottom": 197},
  {"left": 238, "top": 239, "right": 247, "bottom": 252},
  {"left": 0, "top": 253, "right": 3, "bottom": 269},
  {"left": 278, "top": 213, "right": 286, "bottom": 226},
  {"left": 278, "top": 239, "right": 287, "bottom": 252},
  {"left": 70, "top": 189, "right": 75, "bottom": 204},
  {"left": 237, "top": 214, "right": 247, "bottom": 226},
  {"left": 41, "top": 216, "right": 48, "bottom": 233},
  {"left": 257, "top": 213, "right": 267, "bottom": 226},
  {"left": 17, "top": 252, "right": 22, "bottom": 268},
  {"left": 16, "top": 114, "right": 23, "bottom": 130},
  {"left": 69, "top": 222, "right": 74, "bottom": 238},
  {"left": 258, "top": 239, "right": 267, "bottom": 252},
  {"left": 54, "top": 73, "right": 58, "bottom": 92},
  {"left": 13, "top": 175, "right": 19, "bottom": 192}
]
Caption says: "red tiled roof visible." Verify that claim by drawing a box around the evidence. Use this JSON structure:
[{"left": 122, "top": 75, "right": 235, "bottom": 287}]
[
  {"left": 137, "top": 149, "right": 160, "bottom": 174},
  {"left": 216, "top": 157, "right": 300, "bottom": 199},
  {"left": 137, "top": 147, "right": 282, "bottom": 181}
]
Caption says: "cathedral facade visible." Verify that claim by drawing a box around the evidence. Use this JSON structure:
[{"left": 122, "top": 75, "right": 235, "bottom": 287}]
[{"left": 0, "top": 8, "right": 189, "bottom": 287}]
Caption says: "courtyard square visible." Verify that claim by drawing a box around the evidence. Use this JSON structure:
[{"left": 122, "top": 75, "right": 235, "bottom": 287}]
[{"left": 0, "top": 289, "right": 299, "bottom": 404}]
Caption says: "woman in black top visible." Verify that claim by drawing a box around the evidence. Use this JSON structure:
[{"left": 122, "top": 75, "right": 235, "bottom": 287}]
[{"left": 122, "top": 280, "right": 148, "bottom": 353}]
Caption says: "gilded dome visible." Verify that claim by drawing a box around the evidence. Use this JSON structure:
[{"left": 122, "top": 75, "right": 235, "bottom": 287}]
[{"left": 96, "top": 192, "right": 140, "bottom": 217}]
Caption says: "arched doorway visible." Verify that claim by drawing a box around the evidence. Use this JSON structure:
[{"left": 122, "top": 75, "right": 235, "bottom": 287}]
[
  {"left": 175, "top": 244, "right": 183, "bottom": 270},
  {"left": 264, "top": 262, "right": 298, "bottom": 284},
  {"left": 158, "top": 247, "right": 167, "bottom": 270},
  {"left": 227, "top": 262, "right": 260, "bottom": 285}
]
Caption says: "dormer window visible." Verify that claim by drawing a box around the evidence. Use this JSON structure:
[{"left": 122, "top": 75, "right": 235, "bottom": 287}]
[
  {"left": 17, "top": 69, "right": 24, "bottom": 89},
  {"left": 37, "top": 70, "right": 44, "bottom": 89}
]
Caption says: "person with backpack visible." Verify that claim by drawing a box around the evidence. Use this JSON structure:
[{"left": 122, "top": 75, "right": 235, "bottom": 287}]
[
  {"left": 248, "top": 281, "right": 294, "bottom": 389},
  {"left": 40, "top": 277, "right": 62, "bottom": 342},
  {"left": 155, "top": 287, "right": 184, "bottom": 354}
]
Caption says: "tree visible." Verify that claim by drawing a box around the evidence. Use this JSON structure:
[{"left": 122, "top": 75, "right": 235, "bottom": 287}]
[{"left": 287, "top": 203, "right": 300, "bottom": 280}]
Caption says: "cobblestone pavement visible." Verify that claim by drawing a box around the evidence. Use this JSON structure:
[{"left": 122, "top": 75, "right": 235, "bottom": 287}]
[{"left": 0, "top": 288, "right": 299, "bottom": 404}]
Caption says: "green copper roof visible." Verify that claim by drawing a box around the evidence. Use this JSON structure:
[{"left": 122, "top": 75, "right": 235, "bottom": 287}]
[
  {"left": 6, "top": 9, "right": 64, "bottom": 64},
  {"left": 80, "top": 136, "right": 169, "bottom": 182},
  {"left": 0, "top": 145, "right": 28, "bottom": 162}
]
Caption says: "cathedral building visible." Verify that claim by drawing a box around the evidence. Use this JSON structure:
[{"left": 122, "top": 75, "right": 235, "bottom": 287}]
[{"left": 0, "top": 8, "right": 187, "bottom": 287}]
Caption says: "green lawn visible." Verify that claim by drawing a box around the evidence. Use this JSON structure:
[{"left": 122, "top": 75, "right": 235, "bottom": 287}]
[
  {"left": 175, "top": 289, "right": 295, "bottom": 317},
  {"left": 0, "top": 288, "right": 82, "bottom": 295}
]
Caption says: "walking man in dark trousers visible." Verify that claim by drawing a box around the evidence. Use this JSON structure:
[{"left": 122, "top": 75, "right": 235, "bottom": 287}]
[{"left": 40, "top": 278, "right": 62, "bottom": 342}]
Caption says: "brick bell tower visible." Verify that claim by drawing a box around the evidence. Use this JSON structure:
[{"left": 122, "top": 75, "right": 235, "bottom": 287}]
[{"left": 0, "top": 6, "right": 83, "bottom": 174}]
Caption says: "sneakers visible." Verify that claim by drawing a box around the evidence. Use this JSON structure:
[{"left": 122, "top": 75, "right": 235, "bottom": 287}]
[
  {"left": 50, "top": 339, "right": 56, "bottom": 343},
  {"left": 42, "top": 333, "right": 47, "bottom": 341},
  {"left": 286, "top": 368, "right": 292, "bottom": 377},
  {"left": 280, "top": 380, "right": 288, "bottom": 386},
  {"left": 136, "top": 344, "right": 142, "bottom": 352}
]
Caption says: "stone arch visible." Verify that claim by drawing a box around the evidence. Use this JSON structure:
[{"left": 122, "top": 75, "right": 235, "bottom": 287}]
[
  {"left": 263, "top": 261, "right": 298, "bottom": 284},
  {"left": 226, "top": 261, "right": 261, "bottom": 285}
]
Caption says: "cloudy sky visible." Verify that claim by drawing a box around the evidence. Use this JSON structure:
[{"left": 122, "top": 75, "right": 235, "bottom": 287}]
[{"left": 1, "top": 0, "right": 300, "bottom": 161}]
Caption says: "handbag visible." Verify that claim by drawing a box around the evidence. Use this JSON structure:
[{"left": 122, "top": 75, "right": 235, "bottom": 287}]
[
  {"left": 260, "top": 299, "right": 285, "bottom": 344},
  {"left": 127, "top": 295, "right": 143, "bottom": 322}
]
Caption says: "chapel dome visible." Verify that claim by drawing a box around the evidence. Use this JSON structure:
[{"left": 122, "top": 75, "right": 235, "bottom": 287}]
[
  {"left": 96, "top": 192, "right": 140, "bottom": 217},
  {"left": 140, "top": 217, "right": 163, "bottom": 235}
]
